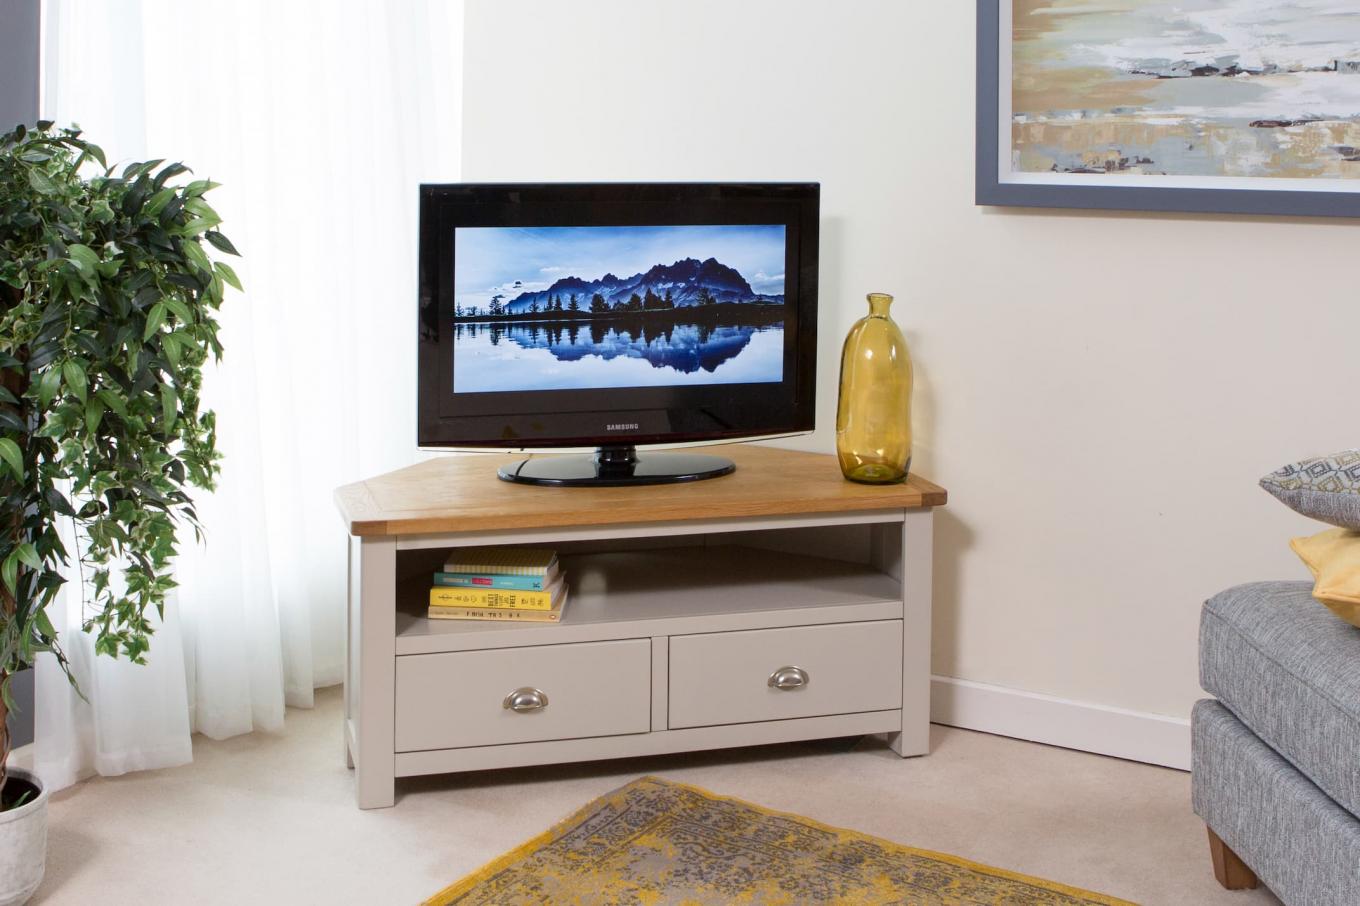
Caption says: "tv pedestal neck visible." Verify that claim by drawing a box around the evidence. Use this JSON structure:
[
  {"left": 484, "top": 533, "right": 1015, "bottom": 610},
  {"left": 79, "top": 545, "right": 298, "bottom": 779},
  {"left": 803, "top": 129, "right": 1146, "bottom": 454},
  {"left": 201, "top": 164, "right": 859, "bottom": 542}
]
[
  {"left": 334, "top": 444, "right": 948, "bottom": 809},
  {"left": 497, "top": 444, "right": 736, "bottom": 487}
]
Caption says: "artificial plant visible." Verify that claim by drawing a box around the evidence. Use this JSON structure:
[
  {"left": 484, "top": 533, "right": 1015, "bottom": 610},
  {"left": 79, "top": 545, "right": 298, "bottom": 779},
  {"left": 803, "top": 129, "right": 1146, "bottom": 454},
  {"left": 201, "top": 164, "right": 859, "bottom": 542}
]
[{"left": 0, "top": 123, "right": 238, "bottom": 808}]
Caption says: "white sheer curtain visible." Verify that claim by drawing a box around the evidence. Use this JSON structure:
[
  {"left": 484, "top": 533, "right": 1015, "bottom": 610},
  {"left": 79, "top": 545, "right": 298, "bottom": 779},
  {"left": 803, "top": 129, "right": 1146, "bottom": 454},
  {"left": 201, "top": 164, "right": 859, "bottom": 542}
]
[{"left": 34, "top": 0, "right": 462, "bottom": 790}]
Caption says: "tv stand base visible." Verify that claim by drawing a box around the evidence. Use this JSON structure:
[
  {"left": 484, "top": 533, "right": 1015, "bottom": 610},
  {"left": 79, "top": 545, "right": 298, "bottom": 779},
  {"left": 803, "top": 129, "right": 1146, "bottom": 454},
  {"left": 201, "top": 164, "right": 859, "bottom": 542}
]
[{"left": 497, "top": 445, "right": 735, "bottom": 487}]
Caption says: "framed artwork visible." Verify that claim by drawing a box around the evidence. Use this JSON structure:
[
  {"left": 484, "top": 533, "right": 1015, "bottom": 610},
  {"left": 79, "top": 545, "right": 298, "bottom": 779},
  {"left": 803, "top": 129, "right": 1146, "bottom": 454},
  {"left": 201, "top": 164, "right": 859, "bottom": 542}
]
[{"left": 977, "top": 0, "right": 1360, "bottom": 217}]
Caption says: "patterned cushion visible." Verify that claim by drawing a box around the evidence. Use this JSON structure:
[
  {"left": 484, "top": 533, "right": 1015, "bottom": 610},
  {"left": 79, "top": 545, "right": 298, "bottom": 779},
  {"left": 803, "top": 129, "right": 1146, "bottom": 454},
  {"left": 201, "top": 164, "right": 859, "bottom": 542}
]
[{"left": 1261, "top": 449, "right": 1360, "bottom": 530}]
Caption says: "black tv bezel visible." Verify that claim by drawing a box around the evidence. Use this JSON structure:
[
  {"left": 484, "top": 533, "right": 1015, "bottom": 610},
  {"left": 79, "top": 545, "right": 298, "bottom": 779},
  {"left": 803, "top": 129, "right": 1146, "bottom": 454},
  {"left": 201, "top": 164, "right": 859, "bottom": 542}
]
[{"left": 418, "top": 182, "right": 819, "bottom": 451}]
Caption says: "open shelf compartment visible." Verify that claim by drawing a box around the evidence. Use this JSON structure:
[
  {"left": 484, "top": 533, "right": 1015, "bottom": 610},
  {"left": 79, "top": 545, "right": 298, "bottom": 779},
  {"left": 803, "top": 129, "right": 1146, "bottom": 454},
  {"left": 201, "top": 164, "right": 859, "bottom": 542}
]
[{"left": 393, "top": 526, "right": 906, "bottom": 655}]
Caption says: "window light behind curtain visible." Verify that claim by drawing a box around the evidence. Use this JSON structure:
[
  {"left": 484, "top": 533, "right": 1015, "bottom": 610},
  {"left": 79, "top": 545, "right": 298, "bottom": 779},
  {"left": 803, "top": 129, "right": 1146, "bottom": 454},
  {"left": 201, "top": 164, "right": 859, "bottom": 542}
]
[{"left": 34, "top": 0, "right": 462, "bottom": 790}]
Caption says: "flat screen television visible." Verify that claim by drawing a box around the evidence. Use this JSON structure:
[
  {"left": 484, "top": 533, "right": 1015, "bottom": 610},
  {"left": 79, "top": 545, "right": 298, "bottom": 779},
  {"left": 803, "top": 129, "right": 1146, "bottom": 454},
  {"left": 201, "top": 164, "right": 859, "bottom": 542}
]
[{"left": 418, "top": 182, "right": 819, "bottom": 486}]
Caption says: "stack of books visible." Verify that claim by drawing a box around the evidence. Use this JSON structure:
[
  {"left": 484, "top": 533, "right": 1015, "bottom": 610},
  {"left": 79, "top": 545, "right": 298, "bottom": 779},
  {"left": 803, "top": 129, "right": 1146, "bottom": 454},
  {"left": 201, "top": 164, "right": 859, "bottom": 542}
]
[{"left": 428, "top": 547, "right": 568, "bottom": 622}]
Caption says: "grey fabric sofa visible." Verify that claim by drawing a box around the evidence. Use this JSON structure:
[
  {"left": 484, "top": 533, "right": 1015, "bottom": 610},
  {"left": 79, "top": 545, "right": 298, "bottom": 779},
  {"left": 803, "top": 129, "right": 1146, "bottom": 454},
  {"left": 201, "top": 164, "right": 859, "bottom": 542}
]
[{"left": 1193, "top": 581, "right": 1360, "bottom": 904}]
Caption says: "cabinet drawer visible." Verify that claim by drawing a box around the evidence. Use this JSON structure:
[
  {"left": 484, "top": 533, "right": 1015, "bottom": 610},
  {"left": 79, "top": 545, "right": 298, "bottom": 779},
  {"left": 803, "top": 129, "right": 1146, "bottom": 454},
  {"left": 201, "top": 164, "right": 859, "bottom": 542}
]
[
  {"left": 668, "top": 621, "right": 902, "bottom": 729},
  {"left": 395, "top": 639, "right": 651, "bottom": 752}
]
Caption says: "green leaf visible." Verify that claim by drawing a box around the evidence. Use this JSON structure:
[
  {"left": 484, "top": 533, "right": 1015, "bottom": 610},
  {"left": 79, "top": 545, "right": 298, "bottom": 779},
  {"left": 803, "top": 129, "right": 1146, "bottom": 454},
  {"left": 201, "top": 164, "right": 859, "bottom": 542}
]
[
  {"left": 163, "top": 296, "right": 193, "bottom": 324},
  {"left": 85, "top": 398, "right": 107, "bottom": 435},
  {"left": 160, "top": 384, "right": 178, "bottom": 430},
  {"left": 178, "top": 216, "right": 220, "bottom": 237},
  {"left": 35, "top": 608, "right": 57, "bottom": 640},
  {"left": 204, "top": 231, "right": 240, "bottom": 256},
  {"left": 143, "top": 302, "right": 167, "bottom": 340},
  {"left": 183, "top": 197, "right": 219, "bottom": 221},
  {"left": 44, "top": 486, "right": 76, "bottom": 517},
  {"left": 96, "top": 388, "right": 127, "bottom": 417},
  {"left": 207, "top": 272, "right": 224, "bottom": 305},
  {"left": 124, "top": 158, "right": 163, "bottom": 179},
  {"left": 62, "top": 360, "right": 88, "bottom": 401},
  {"left": 143, "top": 187, "right": 176, "bottom": 216},
  {"left": 27, "top": 168, "right": 57, "bottom": 195},
  {"left": 89, "top": 198, "right": 114, "bottom": 223},
  {"left": 153, "top": 162, "right": 190, "bottom": 189},
  {"left": 68, "top": 243, "right": 100, "bottom": 276},
  {"left": 2, "top": 551, "right": 17, "bottom": 594},
  {"left": 181, "top": 239, "right": 211, "bottom": 273},
  {"left": 213, "top": 260, "right": 243, "bottom": 291},
  {"left": 159, "top": 195, "right": 184, "bottom": 225},
  {"left": 37, "top": 367, "right": 62, "bottom": 406},
  {"left": 0, "top": 438, "right": 23, "bottom": 478},
  {"left": 161, "top": 332, "right": 182, "bottom": 367},
  {"left": 15, "top": 543, "right": 41, "bottom": 570}
]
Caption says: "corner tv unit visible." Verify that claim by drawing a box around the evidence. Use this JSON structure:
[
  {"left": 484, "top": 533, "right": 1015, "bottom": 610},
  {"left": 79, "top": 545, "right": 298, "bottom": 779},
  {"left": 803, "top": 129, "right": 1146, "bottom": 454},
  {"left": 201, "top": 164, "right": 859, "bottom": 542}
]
[{"left": 417, "top": 182, "right": 819, "bottom": 486}]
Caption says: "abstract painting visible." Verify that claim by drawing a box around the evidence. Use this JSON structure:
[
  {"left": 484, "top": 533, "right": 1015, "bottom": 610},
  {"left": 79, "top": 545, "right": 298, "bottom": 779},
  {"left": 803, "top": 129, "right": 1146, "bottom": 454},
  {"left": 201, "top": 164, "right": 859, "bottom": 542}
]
[{"left": 977, "top": 0, "right": 1360, "bottom": 216}]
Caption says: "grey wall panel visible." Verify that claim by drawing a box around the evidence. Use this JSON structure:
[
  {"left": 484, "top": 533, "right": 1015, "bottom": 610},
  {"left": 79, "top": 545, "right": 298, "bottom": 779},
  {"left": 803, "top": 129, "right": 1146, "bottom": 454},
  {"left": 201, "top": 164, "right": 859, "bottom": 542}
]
[
  {"left": 0, "top": 0, "right": 41, "bottom": 130},
  {"left": 6, "top": 668, "right": 34, "bottom": 748},
  {"left": 2, "top": 0, "right": 40, "bottom": 749}
]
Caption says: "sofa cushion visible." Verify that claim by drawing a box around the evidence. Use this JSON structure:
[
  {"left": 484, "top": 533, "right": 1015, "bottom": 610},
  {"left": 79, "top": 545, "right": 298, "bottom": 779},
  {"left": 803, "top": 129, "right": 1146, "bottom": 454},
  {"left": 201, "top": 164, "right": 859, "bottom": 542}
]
[
  {"left": 1292, "top": 528, "right": 1360, "bottom": 627},
  {"left": 1201, "top": 581, "right": 1360, "bottom": 819},
  {"left": 1193, "top": 700, "right": 1360, "bottom": 906},
  {"left": 1260, "top": 449, "right": 1360, "bottom": 530}
]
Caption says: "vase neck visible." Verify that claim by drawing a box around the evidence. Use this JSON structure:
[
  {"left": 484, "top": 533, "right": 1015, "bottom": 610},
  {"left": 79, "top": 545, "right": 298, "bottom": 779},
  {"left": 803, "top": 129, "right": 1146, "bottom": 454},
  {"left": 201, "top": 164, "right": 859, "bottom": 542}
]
[{"left": 866, "top": 293, "right": 894, "bottom": 318}]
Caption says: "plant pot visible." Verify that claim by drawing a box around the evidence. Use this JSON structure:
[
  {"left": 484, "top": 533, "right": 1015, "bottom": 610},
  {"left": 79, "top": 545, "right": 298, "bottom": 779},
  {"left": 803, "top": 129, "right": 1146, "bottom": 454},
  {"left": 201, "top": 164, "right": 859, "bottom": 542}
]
[{"left": 0, "top": 769, "right": 48, "bottom": 906}]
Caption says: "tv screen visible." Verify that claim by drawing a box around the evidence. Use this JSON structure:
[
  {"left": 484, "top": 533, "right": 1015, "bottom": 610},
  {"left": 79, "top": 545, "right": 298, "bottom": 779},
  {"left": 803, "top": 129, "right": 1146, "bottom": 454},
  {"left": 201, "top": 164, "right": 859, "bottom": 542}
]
[
  {"left": 451, "top": 225, "right": 789, "bottom": 394},
  {"left": 418, "top": 183, "right": 819, "bottom": 480}
]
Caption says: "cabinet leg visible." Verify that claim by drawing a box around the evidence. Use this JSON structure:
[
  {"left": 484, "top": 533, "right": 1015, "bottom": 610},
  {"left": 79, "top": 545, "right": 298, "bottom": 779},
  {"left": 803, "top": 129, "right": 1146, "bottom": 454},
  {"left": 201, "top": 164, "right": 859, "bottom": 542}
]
[
  {"left": 357, "top": 767, "right": 395, "bottom": 810},
  {"left": 354, "top": 535, "right": 397, "bottom": 809},
  {"left": 1208, "top": 826, "right": 1259, "bottom": 890},
  {"left": 344, "top": 535, "right": 354, "bottom": 772},
  {"left": 888, "top": 727, "right": 928, "bottom": 758},
  {"left": 894, "top": 508, "right": 933, "bottom": 759}
]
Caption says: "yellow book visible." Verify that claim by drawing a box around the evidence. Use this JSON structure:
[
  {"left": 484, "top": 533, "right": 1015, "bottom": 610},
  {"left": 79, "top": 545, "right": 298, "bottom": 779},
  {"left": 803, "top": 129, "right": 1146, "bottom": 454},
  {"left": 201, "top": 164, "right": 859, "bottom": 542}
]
[
  {"left": 426, "top": 602, "right": 564, "bottom": 623},
  {"left": 428, "top": 579, "right": 563, "bottom": 611},
  {"left": 443, "top": 547, "right": 558, "bottom": 577}
]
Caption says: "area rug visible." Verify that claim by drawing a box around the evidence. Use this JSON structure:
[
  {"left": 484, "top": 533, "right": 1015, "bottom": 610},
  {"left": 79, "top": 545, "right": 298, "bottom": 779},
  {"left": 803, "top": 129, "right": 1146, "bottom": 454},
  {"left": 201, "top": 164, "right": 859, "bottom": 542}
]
[{"left": 425, "top": 776, "right": 1136, "bottom": 905}]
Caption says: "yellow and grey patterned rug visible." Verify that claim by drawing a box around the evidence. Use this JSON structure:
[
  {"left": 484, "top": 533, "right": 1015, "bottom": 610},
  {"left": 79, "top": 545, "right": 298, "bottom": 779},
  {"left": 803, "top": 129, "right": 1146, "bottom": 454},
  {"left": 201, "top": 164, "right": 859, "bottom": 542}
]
[{"left": 425, "top": 776, "right": 1135, "bottom": 905}]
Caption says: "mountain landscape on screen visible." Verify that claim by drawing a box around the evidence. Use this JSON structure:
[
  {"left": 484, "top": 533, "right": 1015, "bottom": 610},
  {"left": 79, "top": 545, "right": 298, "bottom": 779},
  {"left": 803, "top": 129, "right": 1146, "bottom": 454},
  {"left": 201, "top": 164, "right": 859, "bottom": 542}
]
[
  {"left": 451, "top": 224, "right": 788, "bottom": 393},
  {"left": 499, "top": 257, "right": 783, "bottom": 315}
]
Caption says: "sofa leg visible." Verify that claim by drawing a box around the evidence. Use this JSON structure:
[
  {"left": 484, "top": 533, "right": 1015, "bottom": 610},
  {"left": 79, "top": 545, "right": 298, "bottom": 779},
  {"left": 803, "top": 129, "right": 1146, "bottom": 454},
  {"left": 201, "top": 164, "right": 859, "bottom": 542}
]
[{"left": 1208, "top": 827, "right": 1259, "bottom": 891}]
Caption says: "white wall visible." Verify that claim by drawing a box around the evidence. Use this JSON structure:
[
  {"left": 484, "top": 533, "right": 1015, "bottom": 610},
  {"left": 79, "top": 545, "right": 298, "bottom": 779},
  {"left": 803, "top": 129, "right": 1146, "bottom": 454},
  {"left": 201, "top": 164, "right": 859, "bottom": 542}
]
[{"left": 460, "top": 1, "right": 1356, "bottom": 729}]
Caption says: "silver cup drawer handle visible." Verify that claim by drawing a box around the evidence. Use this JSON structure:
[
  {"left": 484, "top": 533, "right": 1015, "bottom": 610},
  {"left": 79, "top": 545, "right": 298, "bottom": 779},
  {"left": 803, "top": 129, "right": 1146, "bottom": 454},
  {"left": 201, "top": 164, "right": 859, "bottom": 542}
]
[
  {"left": 503, "top": 687, "right": 549, "bottom": 713},
  {"left": 768, "top": 666, "right": 809, "bottom": 691}
]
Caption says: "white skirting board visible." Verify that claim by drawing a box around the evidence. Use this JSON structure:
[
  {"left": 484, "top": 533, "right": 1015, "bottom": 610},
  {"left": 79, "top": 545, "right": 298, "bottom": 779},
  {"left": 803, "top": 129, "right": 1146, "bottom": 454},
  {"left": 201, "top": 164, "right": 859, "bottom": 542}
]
[{"left": 929, "top": 676, "right": 1192, "bottom": 771}]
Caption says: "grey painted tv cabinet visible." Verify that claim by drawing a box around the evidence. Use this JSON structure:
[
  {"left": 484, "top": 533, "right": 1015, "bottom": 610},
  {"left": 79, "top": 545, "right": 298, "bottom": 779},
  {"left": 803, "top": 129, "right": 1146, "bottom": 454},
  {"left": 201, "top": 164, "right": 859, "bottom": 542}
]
[{"left": 335, "top": 446, "right": 947, "bottom": 809}]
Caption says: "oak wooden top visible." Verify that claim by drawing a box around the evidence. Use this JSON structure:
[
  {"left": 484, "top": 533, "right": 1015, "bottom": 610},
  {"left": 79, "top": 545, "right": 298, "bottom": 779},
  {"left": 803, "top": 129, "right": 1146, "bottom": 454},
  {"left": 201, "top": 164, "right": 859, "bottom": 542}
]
[{"left": 334, "top": 445, "right": 947, "bottom": 537}]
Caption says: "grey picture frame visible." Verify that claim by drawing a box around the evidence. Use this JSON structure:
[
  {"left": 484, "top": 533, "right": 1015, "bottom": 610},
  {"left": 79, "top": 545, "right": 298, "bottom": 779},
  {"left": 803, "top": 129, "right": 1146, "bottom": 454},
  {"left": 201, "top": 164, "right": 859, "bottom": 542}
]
[{"left": 976, "top": 0, "right": 1360, "bottom": 218}]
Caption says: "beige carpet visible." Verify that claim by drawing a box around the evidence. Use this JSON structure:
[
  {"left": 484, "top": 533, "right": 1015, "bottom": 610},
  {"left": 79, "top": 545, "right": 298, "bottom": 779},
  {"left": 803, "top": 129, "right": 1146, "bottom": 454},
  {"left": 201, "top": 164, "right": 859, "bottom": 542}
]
[{"left": 30, "top": 686, "right": 1281, "bottom": 905}]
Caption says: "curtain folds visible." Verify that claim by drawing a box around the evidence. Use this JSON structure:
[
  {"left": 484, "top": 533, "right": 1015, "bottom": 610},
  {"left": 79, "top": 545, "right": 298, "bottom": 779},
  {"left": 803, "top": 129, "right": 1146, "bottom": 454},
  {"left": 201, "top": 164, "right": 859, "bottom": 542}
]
[{"left": 34, "top": 0, "right": 462, "bottom": 790}]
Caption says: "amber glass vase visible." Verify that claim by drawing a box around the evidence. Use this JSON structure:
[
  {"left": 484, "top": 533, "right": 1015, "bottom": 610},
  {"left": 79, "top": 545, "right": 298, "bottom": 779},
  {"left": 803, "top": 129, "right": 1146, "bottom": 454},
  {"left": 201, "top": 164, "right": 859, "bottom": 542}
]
[{"left": 836, "top": 293, "right": 913, "bottom": 484}]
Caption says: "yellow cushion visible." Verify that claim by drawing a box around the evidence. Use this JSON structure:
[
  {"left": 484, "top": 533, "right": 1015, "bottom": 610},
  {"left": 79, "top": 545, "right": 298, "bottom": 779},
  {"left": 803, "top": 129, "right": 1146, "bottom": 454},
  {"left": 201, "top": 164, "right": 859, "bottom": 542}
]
[{"left": 1291, "top": 528, "right": 1360, "bottom": 628}]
